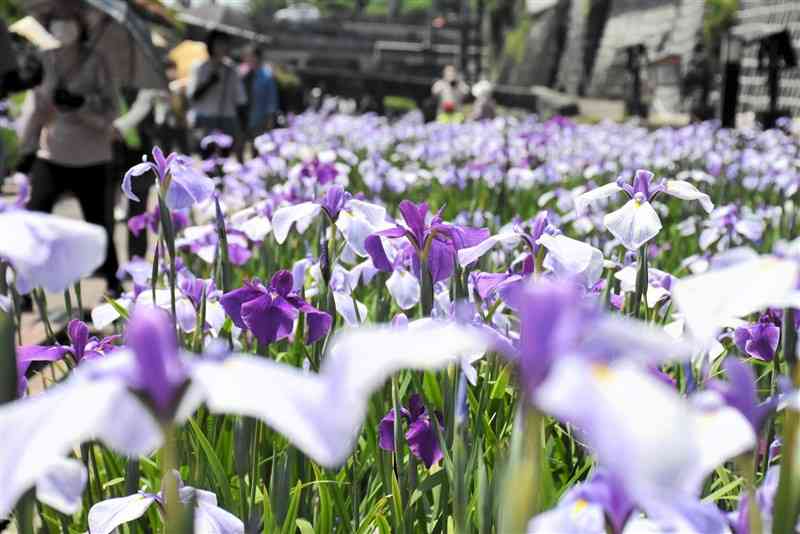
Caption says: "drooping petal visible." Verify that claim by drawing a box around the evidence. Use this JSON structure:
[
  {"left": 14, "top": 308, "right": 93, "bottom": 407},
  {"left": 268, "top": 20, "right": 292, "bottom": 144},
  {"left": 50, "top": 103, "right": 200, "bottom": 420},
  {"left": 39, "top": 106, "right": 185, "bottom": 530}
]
[
  {"left": 574, "top": 182, "right": 623, "bottom": 216},
  {"left": 603, "top": 200, "right": 663, "bottom": 251},
  {"left": 537, "top": 234, "right": 603, "bottom": 288},
  {"left": 672, "top": 256, "right": 799, "bottom": 344},
  {"left": 406, "top": 415, "right": 443, "bottom": 468},
  {"left": 193, "top": 320, "right": 495, "bottom": 467},
  {"left": 290, "top": 297, "right": 333, "bottom": 344},
  {"left": 220, "top": 283, "right": 265, "bottom": 330},
  {"left": 426, "top": 239, "right": 456, "bottom": 283},
  {"left": 0, "top": 211, "right": 107, "bottom": 294},
  {"left": 457, "top": 232, "right": 522, "bottom": 267},
  {"left": 36, "top": 457, "right": 87, "bottom": 515},
  {"left": 91, "top": 298, "right": 133, "bottom": 330},
  {"left": 88, "top": 492, "right": 157, "bottom": 534},
  {"left": 332, "top": 291, "right": 368, "bottom": 325},
  {"left": 336, "top": 210, "right": 377, "bottom": 257},
  {"left": 16, "top": 344, "right": 71, "bottom": 396},
  {"left": 378, "top": 409, "right": 398, "bottom": 451},
  {"left": 0, "top": 375, "right": 161, "bottom": 517},
  {"left": 271, "top": 202, "right": 322, "bottom": 244},
  {"left": 386, "top": 269, "right": 421, "bottom": 310},
  {"left": 526, "top": 499, "right": 606, "bottom": 534},
  {"left": 664, "top": 180, "right": 714, "bottom": 213},
  {"left": 347, "top": 199, "right": 387, "bottom": 227},
  {"left": 194, "top": 497, "right": 246, "bottom": 534},
  {"left": 238, "top": 215, "right": 273, "bottom": 242},
  {"left": 241, "top": 294, "right": 296, "bottom": 345},
  {"left": 365, "top": 234, "right": 394, "bottom": 272},
  {"left": 535, "top": 357, "right": 755, "bottom": 506},
  {"left": 121, "top": 161, "right": 155, "bottom": 203}
]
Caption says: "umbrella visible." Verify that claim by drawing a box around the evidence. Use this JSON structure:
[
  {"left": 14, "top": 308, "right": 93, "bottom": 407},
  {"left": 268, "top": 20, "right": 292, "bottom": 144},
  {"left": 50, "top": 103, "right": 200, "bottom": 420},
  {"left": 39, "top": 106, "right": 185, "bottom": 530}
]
[
  {"left": 176, "top": 5, "right": 272, "bottom": 45},
  {"left": 169, "top": 40, "right": 208, "bottom": 81},
  {"left": 22, "top": 0, "right": 167, "bottom": 89}
]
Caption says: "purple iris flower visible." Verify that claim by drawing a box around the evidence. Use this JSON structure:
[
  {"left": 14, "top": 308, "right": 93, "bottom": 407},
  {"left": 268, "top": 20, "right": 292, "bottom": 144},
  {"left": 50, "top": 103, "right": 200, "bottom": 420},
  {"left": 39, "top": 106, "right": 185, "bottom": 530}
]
[
  {"left": 365, "top": 200, "right": 489, "bottom": 283},
  {"left": 125, "top": 307, "right": 188, "bottom": 418},
  {"left": 708, "top": 358, "right": 777, "bottom": 433},
  {"left": 128, "top": 205, "right": 189, "bottom": 238},
  {"left": 220, "top": 270, "right": 332, "bottom": 346},
  {"left": 122, "top": 146, "right": 215, "bottom": 210},
  {"left": 16, "top": 320, "right": 119, "bottom": 397},
  {"left": 734, "top": 315, "right": 780, "bottom": 361},
  {"left": 378, "top": 393, "right": 444, "bottom": 468},
  {"left": 300, "top": 157, "right": 339, "bottom": 185},
  {"left": 319, "top": 185, "right": 349, "bottom": 220}
]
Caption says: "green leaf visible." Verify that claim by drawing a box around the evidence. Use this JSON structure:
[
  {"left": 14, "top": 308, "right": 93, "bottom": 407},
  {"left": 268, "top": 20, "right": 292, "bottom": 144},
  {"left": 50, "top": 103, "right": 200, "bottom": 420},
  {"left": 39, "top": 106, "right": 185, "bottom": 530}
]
[
  {"left": 281, "top": 482, "right": 303, "bottom": 534},
  {"left": 187, "top": 417, "right": 234, "bottom": 506},
  {"left": 490, "top": 364, "right": 512, "bottom": 400},
  {"left": 296, "top": 518, "right": 314, "bottom": 534},
  {"left": 0, "top": 310, "right": 17, "bottom": 404}
]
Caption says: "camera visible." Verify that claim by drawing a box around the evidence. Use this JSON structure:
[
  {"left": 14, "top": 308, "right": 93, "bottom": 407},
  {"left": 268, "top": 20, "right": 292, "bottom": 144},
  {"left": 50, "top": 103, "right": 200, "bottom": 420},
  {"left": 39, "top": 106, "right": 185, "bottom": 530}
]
[{"left": 53, "top": 86, "right": 85, "bottom": 111}]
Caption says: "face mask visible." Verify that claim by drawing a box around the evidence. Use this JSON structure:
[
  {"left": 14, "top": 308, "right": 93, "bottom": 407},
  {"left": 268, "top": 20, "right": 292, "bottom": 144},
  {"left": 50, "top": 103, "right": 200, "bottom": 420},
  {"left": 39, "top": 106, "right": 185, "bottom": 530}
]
[{"left": 50, "top": 20, "right": 80, "bottom": 46}]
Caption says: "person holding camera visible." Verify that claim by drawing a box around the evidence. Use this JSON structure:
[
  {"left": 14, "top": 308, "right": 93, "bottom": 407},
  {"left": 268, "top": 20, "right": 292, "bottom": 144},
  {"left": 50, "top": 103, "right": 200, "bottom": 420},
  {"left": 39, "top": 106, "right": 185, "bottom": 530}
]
[
  {"left": 17, "top": 10, "right": 122, "bottom": 296},
  {"left": 187, "top": 30, "right": 247, "bottom": 155},
  {"left": 432, "top": 65, "right": 469, "bottom": 121}
]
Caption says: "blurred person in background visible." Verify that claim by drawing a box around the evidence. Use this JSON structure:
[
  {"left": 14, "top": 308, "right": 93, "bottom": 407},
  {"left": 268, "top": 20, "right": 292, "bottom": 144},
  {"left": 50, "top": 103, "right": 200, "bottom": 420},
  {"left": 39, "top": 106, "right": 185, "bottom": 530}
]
[
  {"left": 238, "top": 44, "right": 279, "bottom": 158},
  {"left": 16, "top": 9, "right": 122, "bottom": 296},
  {"left": 432, "top": 65, "right": 468, "bottom": 121},
  {"left": 187, "top": 30, "right": 247, "bottom": 155},
  {"left": 1, "top": 19, "right": 43, "bottom": 179},
  {"left": 114, "top": 59, "right": 187, "bottom": 259},
  {"left": 470, "top": 79, "right": 496, "bottom": 121}
]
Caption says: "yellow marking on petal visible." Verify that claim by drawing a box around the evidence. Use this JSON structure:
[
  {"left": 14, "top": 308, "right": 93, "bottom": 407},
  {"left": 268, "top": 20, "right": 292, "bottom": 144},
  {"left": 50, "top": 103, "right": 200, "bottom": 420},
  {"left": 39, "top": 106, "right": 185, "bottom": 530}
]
[
  {"left": 591, "top": 363, "right": 614, "bottom": 382},
  {"left": 572, "top": 499, "right": 589, "bottom": 516}
]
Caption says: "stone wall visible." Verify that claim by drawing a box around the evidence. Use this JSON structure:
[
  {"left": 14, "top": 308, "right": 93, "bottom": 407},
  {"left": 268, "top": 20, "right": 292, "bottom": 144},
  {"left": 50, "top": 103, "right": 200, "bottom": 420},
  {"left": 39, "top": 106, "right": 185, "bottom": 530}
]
[
  {"left": 586, "top": 0, "right": 705, "bottom": 98},
  {"left": 736, "top": 0, "right": 800, "bottom": 115}
]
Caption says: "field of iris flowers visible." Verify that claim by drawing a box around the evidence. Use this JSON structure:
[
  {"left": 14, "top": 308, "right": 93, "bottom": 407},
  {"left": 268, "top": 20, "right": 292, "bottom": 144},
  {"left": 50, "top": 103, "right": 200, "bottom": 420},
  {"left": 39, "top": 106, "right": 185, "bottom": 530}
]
[{"left": 2, "top": 110, "right": 800, "bottom": 534}]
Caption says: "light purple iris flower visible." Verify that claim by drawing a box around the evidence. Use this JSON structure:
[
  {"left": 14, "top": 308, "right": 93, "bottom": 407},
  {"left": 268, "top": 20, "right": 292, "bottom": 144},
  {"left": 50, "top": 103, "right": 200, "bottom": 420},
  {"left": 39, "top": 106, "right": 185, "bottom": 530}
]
[
  {"left": 0, "top": 316, "right": 498, "bottom": 515},
  {"left": 575, "top": 169, "right": 713, "bottom": 250},
  {"left": 699, "top": 205, "right": 765, "bottom": 251},
  {"left": 220, "top": 270, "right": 332, "bottom": 346},
  {"left": 535, "top": 357, "right": 753, "bottom": 534},
  {"left": 734, "top": 316, "right": 781, "bottom": 361},
  {"left": 88, "top": 471, "right": 243, "bottom": 534},
  {"left": 527, "top": 470, "right": 634, "bottom": 534},
  {"left": 366, "top": 200, "right": 489, "bottom": 283},
  {"left": 122, "top": 147, "right": 215, "bottom": 210},
  {"left": 0, "top": 210, "right": 107, "bottom": 294},
  {"left": 504, "top": 279, "right": 686, "bottom": 398},
  {"left": 378, "top": 393, "right": 444, "bottom": 468},
  {"left": 272, "top": 185, "right": 388, "bottom": 257},
  {"left": 458, "top": 211, "right": 554, "bottom": 268},
  {"left": 16, "top": 320, "right": 120, "bottom": 397}
]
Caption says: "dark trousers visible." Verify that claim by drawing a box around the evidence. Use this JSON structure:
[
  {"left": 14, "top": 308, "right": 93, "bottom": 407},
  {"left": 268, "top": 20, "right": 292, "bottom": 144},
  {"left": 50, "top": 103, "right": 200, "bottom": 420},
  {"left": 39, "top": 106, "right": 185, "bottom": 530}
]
[{"left": 28, "top": 159, "right": 121, "bottom": 290}]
